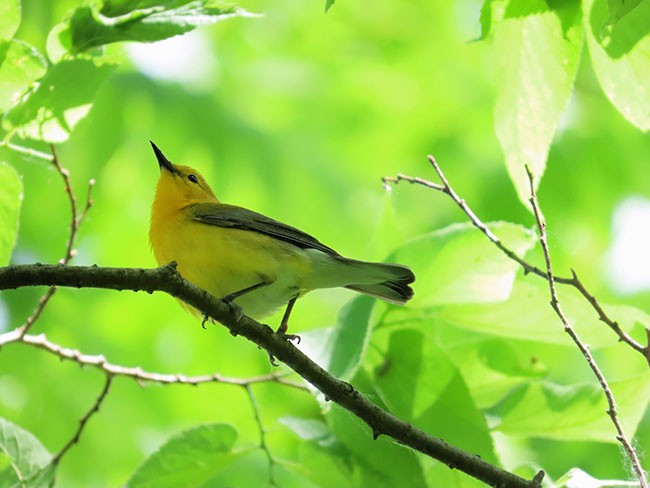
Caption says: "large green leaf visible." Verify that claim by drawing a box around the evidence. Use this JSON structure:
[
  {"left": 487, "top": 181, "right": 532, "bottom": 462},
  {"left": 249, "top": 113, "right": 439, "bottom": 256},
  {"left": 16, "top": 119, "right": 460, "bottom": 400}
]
[
  {"left": 0, "top": 418, "right": 54, "bottom": 487},
  {"left": 328, "top": 405, "right": 428, "bottom": 488},
  {"left": 0, "top": 39, "right": 47, "bottom": 113},
  {"left": 0, "top": 162, "right": 22, "bottom": 266},
  {"left": 585, "top": 0, "right": 650, "bottom": 131},
  {"left": 372, "top": 329, "right": 497, "bottom": 463},
  {"left": 0, "top": 0, "right": 20, "bottom": 40},
  {"left": 298, "top": 295, "right": 374, "bottom": 380},
  {"left": 491, "top": 374, "right": 650, "bottom": 442},
  {"left": 390, "top": 222, "right": 537, "bottom": 307},
  {"left": 493, "top": 0, "right": 583, "bottom": 203},
  {"left": 2, "top": 59, "right": 116, "bottom": 142},
  {"left": 47, "top": 1, "right": 254, "bottom": 62},
  {"left": 126, "top": 423, "right": 238, "bottom": 488},
  {"left": 439, "top": 277, "right": 650, "bottom": 348}
]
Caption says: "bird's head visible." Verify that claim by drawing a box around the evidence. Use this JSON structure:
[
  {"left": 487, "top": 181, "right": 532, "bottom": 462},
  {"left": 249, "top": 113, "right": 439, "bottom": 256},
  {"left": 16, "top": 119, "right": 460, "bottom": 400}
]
[{"left": 150, "top": 141, "right": 219, "bottom": 209}]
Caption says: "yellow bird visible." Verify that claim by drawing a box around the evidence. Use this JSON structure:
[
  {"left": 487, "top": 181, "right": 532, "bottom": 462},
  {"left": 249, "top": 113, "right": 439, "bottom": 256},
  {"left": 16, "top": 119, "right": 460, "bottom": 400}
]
[{"left": 149, "top": 142, "right": 414, "bottom": 337}]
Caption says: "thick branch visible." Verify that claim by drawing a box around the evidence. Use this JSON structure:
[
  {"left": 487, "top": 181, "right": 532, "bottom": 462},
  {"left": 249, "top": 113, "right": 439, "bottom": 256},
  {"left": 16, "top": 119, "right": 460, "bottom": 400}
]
[{"left": 0, "top": 263, "right": 542, "bottom": 488}]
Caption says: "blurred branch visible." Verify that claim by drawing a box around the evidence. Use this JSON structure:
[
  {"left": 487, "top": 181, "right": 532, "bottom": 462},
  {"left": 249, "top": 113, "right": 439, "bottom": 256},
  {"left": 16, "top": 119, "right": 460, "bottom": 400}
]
[
  {"left": 246, "top": 385, "right": 277, "bottom": 486},
  {"left": 382, "top": 156, "right": 649, "bottom": 364},
  {"left": 51, "top": 375, "right": 113, "bottom": 467},
  {"left": 17, "top": 145, "right": 94, "bottom": 339},
  {"left": 525, "top": 166, "right": 648, "bottom": 488},
  {"left": 0, "top": 328, "right": 306, "bottom": 390},
  {"left": 0, "top": 262, "right": 544, "bottom": 488}
]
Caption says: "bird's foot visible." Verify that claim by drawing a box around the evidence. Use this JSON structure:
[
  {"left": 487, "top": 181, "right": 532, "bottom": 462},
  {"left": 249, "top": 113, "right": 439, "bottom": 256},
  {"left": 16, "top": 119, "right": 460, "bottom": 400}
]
[
  {"left": 200, "top": 313, "right": 215, "bottom": 329},
  {"left": 277, "top": 332, "right": 301, "bottom": 345}
]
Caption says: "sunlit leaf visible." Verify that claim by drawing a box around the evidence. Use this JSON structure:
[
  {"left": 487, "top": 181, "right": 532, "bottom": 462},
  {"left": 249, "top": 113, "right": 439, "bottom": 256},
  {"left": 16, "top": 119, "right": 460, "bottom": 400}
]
[
  {"left": 47, "top": 1, "right": 255, "bottom": 62},
  {"left": 556, "top": 467, "right": 640, "bottom": 488},
  {"left": 2, "top": 59, "right": 116, "bottom": 143},
  {"left": 493, "top": 0, "right": 583, "bottom": 203},
  {"left": 0, "top": 0, "right": 20, "bottom": 40},
  {"left": 126, "top": 423, "right": 238, "bottom": 488},
  {"left": 390, "top": 222, "right": 537, "bottom": 307},
  {"left": 0, "top": 163, "right": 22, "bottom": 266},
  {"left": 439, "top": 277, "right": 650, "bottom": 348},
  {"left": 491, "top": 374, "right": 650, "bottom": 441},
  {"left": 298, "top": 295, "right": 374, "bottom": 380},
  {"left": 0, "top": 39, "right": 47, "bottom": 113},
  {"left": 372, "top": 329, "right": 497, "bottom": 463},
  {"left": 585, "top": 0, "right": 650, "bottom": 131},
  {"left": 443, "top": 336, "right": 548, "bottom": 409},
  {"left": 0, "top": 418, "right": 53, "bottom": 487}
]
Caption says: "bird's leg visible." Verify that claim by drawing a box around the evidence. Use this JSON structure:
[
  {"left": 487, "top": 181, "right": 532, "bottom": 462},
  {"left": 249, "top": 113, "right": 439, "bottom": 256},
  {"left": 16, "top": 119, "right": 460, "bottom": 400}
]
[
  {"left": 277, "top": 296, "right": 300, "bottom": 343},
  {"left": 222, "top": 277, "right": 274, "bottom": 302},
  {"left": 268, "top": 296, "right": 300, "bottom": 366},
  {"left": 204, "top": 276, "right": 274, "bottom": 327}
]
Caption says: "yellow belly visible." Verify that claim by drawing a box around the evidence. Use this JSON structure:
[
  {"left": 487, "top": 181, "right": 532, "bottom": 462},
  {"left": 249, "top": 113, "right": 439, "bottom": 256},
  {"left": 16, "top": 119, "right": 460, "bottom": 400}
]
[{"left": 150, "top": 212, "right": 312, "bottom": 318}]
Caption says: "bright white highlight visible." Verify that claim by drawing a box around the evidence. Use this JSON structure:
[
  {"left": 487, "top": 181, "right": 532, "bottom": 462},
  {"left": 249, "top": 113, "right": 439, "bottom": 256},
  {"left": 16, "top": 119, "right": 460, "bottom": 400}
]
[
  {"left": 606, "top": 197, "right": 650, "bottom": 294},
  {"left": 126, "top": 30, "right": 217, "bottom": 87}
]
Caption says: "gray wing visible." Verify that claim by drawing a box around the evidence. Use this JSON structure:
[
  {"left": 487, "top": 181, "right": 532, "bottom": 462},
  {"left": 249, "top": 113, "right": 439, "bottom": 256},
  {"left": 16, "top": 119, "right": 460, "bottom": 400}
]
[{"left": 190, "top": 203, "right": 340, "bottom": 256}]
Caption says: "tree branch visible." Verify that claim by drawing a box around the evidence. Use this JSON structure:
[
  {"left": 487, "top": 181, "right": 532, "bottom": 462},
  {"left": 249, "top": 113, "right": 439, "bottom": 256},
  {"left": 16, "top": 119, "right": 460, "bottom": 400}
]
[
  {"left": 52, "top": 374, "right": 113, "bottom": 466},
  {"left": 383, "top": 156, "right": 649, "bottom": 363},
  {"left": 525, "top": 166, "right": 648, "bottom": 488},
  {"left": 0, "top": 328, "right": 306, "bottom": 390},
  {"left": 17, "top": 145, "right": 94, "bottom": 339},
  {"left": 0, "top": 262, "right": 543, "bottom": 488}
]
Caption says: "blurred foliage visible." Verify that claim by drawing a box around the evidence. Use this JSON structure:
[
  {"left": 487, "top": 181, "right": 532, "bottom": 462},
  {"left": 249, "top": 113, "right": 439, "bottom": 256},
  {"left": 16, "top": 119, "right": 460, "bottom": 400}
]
[{"left": 0, "top": 0, "right": 649, "bottom": 487}]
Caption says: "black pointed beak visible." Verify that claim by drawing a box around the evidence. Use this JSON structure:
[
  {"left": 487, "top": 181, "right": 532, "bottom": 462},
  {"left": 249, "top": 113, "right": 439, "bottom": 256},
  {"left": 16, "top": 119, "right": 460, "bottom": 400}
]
[{"left": 150, "top": 141, "right": 176, "bottom": 174}]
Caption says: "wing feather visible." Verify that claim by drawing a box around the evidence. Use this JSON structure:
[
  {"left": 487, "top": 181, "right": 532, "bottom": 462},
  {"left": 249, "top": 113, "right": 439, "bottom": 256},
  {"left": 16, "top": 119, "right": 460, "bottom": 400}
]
[{"left": 190, "top": 203, "right": 340, "bottom": 256}]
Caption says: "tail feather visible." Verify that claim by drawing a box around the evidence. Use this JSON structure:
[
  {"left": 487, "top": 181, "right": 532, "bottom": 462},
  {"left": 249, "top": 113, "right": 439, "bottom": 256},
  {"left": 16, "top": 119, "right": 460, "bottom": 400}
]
[{"left": 342, "top": 260, "right": 415, "bottom": 305}]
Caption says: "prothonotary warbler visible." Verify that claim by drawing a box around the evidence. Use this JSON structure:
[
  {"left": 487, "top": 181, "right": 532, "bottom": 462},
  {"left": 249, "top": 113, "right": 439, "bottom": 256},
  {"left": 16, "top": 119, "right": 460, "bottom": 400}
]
[{"left": 149, "top": 141, "right": 415, "bottom": 339}]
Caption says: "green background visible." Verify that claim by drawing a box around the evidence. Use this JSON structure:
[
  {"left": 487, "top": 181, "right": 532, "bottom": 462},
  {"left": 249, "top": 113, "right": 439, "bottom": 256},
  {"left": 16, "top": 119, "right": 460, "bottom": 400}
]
[{"left": 1, "top": 0, "right": 649, "bottom": 486}]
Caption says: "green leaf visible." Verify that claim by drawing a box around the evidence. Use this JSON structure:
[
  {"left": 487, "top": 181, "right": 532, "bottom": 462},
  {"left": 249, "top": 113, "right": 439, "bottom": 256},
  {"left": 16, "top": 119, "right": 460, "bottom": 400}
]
[
  {"left": 372, "top": 329, "right": 497, "bottom": 463},
  {"left": 279, "top": 417, "right": 330, "bottom": 442},
  {"left": 585, "top": 0, "right": 650, "bottom": 131},
  {"left": 603, "top": 0, "right": 644, "bottom": 30},
  {"left": 0, "top": 163, "right": 22, "bottom": 266},
  {"left": 325, "top": 0, "right": 336, "bottom": 13},
  {"left": 491, "top": 374, "right": 650, "bottom": 441},
  {"left": 0, "top": 417, "right": 53, "bottom": 487},
  {"left": 126, "top": 423, "right": 238, "bottom": 488},
  {"left": 439, "top": 277, "right": 650, "bottom": 348},
  {"left": 443, "top": 336, "right": 548, "bottom": 409},
  {"left": 297, "top": 442, "right": 358, "bottom": 488},
  {"left": 493, "top": 1, "right": 583, "bottom": 203},
  {"left": 298, "top": 295, "right": 374, "bottom": 380},
  {"left": 0, "top": 0, "right": 20, "bottom": 40},
  {"left": 0, "top": 39, "right": 47, "bottom": 113},
  {"left": 47, "top": 1, "right": 254, "bottom": 62},
  {"left": 328, "top": 405, "right": 428, "bottom": 488},
  {"left": 2, "top": 58, "right": 116, "bottom": 143},
  {"left": 390, "top": 222, "right": 537, "bottom": 307}
]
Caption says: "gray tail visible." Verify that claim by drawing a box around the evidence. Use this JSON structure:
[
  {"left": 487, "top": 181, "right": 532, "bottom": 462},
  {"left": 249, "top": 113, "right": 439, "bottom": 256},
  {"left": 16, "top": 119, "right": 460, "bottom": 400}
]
[{"left": 344, "top": 261, "right": 415, "bottom": 305}]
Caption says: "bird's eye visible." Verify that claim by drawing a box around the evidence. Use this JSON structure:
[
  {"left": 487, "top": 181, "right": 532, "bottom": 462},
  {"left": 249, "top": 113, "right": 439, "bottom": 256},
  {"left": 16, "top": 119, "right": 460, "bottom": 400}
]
[{"left": 188, "top": 174, "right": 199, "bottom": 184}]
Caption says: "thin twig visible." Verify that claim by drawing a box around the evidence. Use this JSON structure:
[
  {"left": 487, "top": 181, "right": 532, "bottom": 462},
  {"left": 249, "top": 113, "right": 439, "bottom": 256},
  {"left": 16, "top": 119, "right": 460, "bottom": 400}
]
[
  {"left": 0, "top": 329, "right": 306, "bottom": 391},
  {"left": 525, "top": 165, "right": 648, "bottom": 488},
  {"left": 246, "top": 385, "right": 277, "bottom": 487},
  {"left": 51, "top": 374, "right": 114, "bottom": 466},
  {"left": 17, "top": 146, "right": 94, "bottom": 338},
  {"left": 382, "top": 155, "right": 649, "bottom": 361}
]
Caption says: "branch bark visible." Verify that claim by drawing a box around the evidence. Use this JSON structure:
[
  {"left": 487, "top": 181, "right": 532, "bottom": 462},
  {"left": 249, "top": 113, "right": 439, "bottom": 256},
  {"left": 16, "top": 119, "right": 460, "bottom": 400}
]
[{"left": 0, "top": 262, "right": 543, "bottom": 488}]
